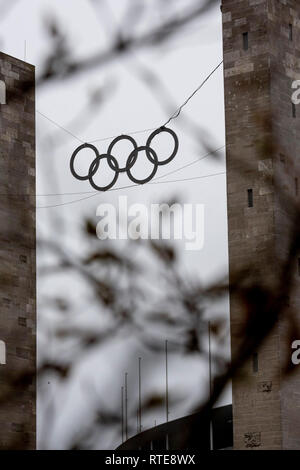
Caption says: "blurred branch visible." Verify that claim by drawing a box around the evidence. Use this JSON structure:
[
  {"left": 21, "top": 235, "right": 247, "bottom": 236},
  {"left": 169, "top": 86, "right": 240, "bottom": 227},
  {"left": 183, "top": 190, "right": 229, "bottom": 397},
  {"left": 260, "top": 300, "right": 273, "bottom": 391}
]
[{"left": 37, "top": 0, "right": 218, "bottom": 86}]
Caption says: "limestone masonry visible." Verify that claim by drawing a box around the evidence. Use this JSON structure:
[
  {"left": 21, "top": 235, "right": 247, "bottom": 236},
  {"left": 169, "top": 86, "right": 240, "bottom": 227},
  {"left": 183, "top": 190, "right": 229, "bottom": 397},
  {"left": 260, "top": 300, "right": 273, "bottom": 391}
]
[
  {"left": 223, "top": 0, "right": 300, "bottom": 450},
  {"left": 0, "top": 51, "right": 36, "bottom": 449}
]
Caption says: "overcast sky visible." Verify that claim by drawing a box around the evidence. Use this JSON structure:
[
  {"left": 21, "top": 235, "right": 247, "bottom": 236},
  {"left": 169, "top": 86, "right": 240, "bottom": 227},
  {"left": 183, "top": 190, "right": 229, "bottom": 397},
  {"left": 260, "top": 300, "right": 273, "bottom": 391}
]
[{"left": 1, "top": 0, "right": 231, "bottom": 449}]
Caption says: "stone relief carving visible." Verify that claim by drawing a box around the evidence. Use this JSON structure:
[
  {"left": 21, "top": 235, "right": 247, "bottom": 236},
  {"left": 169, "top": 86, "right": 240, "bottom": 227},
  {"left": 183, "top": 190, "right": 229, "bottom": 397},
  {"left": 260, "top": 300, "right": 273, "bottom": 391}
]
[
  {"left": 244, "top": 432, "right": 261, "bottom": 448},
  {"left": 257, "top": 381, "right": 273, "bottom": 393}
]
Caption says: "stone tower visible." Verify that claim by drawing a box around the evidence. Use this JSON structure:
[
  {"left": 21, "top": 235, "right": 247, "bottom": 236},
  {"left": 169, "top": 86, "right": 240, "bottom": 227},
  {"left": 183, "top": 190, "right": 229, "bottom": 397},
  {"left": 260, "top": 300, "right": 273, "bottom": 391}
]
[
  {"left": 0, "top": 52, "right": 36, "bottom": 449},
  {"left": 222, "top": 0, "right": 300, "bottom": 450}
]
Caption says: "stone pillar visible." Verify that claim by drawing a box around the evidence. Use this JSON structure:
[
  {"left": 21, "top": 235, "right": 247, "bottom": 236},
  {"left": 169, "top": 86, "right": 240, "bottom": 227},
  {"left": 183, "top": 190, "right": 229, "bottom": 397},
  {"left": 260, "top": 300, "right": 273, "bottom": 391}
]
[
  {"left": 0, "top": 51, "right": 36, "bottom": 449},
  {"left": 222, "top": 0, "right": 300, "bottom": 450}
]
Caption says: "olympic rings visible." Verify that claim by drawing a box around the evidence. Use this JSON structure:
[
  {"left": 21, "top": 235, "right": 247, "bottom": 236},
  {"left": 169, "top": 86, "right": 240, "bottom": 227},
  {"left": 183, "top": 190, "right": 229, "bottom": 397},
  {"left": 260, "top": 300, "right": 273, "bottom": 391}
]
[{"left": 69, "top": 126, "right": 179, "bottom": 192}]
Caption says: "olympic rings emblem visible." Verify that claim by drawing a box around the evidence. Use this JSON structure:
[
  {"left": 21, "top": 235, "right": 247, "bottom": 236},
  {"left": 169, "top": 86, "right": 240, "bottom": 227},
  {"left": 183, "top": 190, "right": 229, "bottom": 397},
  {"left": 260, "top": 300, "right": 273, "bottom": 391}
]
[{"left": 70, "top": 127, "right": 179, "bottom": 191}]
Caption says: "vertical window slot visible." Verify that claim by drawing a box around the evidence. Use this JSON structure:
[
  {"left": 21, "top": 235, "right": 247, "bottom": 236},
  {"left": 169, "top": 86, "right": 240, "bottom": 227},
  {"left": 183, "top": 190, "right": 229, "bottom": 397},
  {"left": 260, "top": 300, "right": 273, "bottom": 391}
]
[
  {"left": 247, "top": 189, "right": 253, "bottom": 208},
  {"left": 243, "top": 32, "right": 249, "bottom": 51},
  {"left": 289, "top": 23, "right": 293, "bottom": 41}
]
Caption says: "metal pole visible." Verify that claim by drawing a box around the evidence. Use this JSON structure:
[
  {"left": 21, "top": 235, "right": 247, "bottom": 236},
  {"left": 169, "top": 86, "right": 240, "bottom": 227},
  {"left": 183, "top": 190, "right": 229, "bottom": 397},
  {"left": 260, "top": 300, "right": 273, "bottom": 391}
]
[
  {"left": 208, "top": 322, "right": 213, "bottom": 450},
  {"left": 138, "top": 357, "right": 142, "bottom": 433},
  {"left": 121, "top": 386, "right": 124, "bottom": 443},
  {"left": 165, "top": 340, "right": 169, "bottom": 423},
  {"left": 125, "top": 372, "right": 128, "bottom": 441}
]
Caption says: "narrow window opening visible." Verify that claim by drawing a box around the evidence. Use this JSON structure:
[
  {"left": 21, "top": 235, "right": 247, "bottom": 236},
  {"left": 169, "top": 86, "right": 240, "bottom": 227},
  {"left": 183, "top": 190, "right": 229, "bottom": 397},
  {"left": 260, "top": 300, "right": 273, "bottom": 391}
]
[
  {"left": 292, "top": 102, "right": 296, "bottom": 118},
  {"left": 280, "top": 153, "right": 285, "bottom": 163},
  {"left": 18, "top": 317, "right": 27, "bottom": 327},
  {"left": 253, "top": 353, "right": 258, "bottom": 373},
  {"left": 289, "top": 23, "right": 293, "bottom": 41},
  {"left": 295, "top": 177, "right": 298, "bottom": 196},
  {"left": 243, "top": 32, "right": 249, "bottom": 51},
  {"left": 247, "top": 189, "right": 253, "bottom": 208}
]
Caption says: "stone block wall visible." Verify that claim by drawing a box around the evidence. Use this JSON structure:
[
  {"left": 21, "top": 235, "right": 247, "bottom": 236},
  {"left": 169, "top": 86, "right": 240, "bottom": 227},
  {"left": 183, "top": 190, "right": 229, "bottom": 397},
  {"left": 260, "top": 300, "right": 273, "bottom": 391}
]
[
  {"left": 222, "top": 0, "right": 300, "bottom": 450},
  {"left": 0, "top": 51, "right": 36, "bottom": 449}
]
